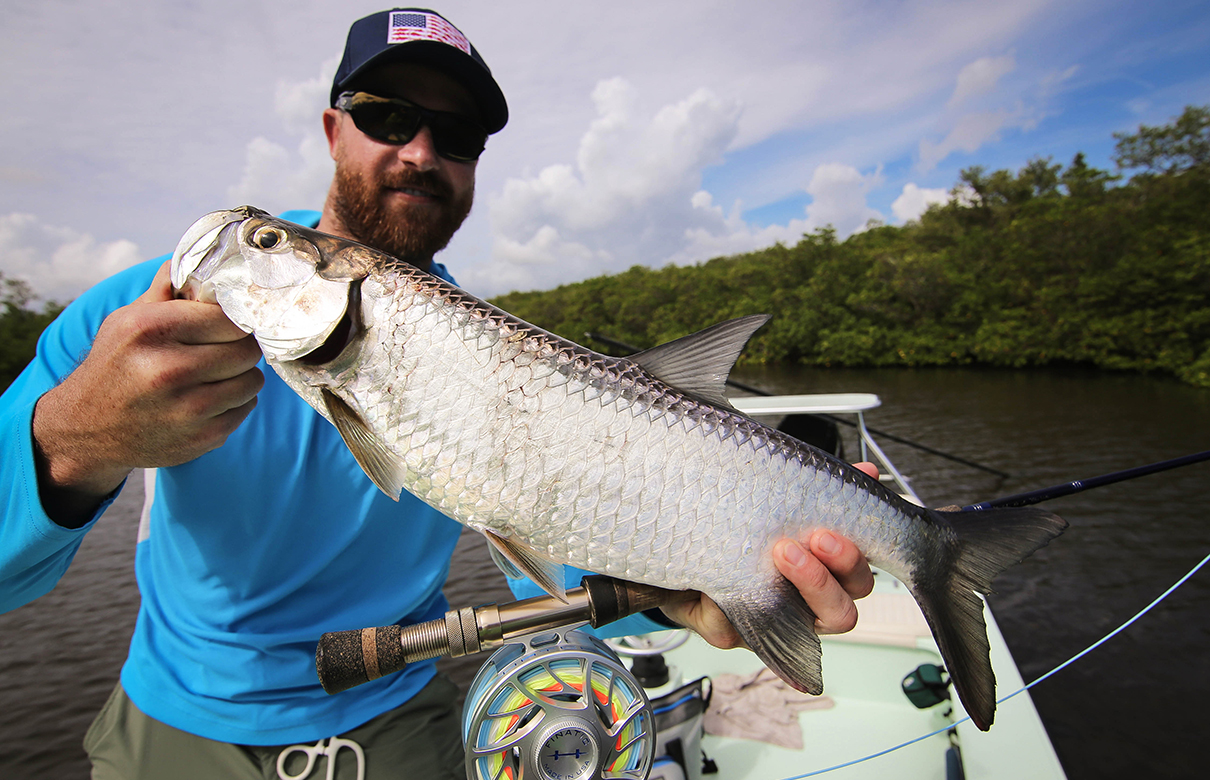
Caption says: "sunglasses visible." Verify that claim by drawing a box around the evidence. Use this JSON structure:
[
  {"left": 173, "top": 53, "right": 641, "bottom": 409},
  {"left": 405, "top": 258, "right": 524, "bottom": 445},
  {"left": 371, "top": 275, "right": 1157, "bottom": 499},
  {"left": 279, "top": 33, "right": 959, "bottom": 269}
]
[{"left": 336, "top": 91, "right": 488, "bottom": 162}]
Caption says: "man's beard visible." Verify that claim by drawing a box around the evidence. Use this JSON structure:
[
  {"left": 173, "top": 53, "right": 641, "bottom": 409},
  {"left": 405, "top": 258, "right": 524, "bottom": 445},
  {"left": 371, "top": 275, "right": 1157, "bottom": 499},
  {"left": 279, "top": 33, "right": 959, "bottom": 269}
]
[{"left": 329, "top": 164, "right": 472, "bottom": 267}]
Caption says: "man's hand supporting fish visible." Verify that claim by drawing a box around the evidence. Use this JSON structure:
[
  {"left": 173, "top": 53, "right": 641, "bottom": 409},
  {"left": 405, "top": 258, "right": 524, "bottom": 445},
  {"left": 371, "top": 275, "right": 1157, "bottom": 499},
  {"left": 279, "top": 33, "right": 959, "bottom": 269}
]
[
  {"left": 661, "top": 467, "right": 878, "bottom": 648},
  {"left": 31, "top": 261, "right": 264, "bottom": 527}
]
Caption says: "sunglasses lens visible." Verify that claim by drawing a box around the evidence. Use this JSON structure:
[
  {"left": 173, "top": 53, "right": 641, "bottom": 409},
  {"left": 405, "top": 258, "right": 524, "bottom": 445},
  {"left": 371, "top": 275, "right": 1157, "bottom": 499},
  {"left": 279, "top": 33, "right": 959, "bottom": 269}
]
[
  {"left": 428, "top": 116, "right": 487, "bottom": 162},
  {"left": 350, "top": 100, "right": 422, "bottom": 145},
  {"left": 343, "top": 93, "right": 486, "bottom": 161}
]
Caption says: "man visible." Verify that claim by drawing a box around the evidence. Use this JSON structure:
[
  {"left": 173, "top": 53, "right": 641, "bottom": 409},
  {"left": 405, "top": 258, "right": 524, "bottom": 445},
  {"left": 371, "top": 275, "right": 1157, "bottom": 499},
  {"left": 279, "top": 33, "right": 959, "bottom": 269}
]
[{"left": 0, "top": 8, "right": 872, "bottom": 779}]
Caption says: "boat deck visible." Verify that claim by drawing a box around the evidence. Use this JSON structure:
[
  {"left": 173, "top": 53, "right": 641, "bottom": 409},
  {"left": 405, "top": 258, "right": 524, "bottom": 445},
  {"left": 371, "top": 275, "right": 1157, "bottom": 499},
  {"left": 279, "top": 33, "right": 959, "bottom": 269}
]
[{"left": 655, "top": 569, "right": 1066, "bottom": 779}]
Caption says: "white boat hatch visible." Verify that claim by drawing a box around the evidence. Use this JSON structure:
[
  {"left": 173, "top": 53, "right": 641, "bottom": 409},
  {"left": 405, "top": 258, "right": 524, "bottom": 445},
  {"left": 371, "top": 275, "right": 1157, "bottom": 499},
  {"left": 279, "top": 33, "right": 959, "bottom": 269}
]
[{"left": 730, "top": 393, "right": 921, "bottom": 504}]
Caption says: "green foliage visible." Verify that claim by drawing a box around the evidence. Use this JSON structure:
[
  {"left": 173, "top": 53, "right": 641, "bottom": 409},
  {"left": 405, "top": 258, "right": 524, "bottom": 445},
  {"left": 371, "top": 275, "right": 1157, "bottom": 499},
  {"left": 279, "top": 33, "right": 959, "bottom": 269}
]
[
  {"left": 494, "top": 107, "right": 1210, "bottom": 389},
  {"left": 0, "top": 273, "right": 64, "bottom": 390},
  {"left": 1114, "top": 105, "right": 1210, "bottom": 175}
]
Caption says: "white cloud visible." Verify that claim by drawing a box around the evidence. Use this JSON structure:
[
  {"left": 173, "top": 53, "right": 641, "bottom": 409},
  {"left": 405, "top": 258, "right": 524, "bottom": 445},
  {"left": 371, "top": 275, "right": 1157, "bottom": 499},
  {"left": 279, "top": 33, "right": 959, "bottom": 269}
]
[
  {"left": 914, "top": 51, "right": 1031, "bottom": 173},
  {"left": 948, "top": 54, "right": 1016, "bottom": 107},
  {"left": 673, "top": 161, "right": 890, "bottom": 266},
  {"left": 465, "top": 75, "right": 907, "bottom": 296},
  {"left": 915, "top": 47, "right": 1079, "bottom": 175},
  {"left": 918, "top": 108, "right": 1016, "bottom": 171},
  {"left": 493, "top": 225, "right": 608, "bottom": 269},
  {"left": 892, "top": 183, "right": 951, "bottom": 222},
  {"left": 639, "top": 163, "right": 885, "bottom": 270},
  {"left": 804, "top": 163, "right": 885, "bottom": 235},
  {"left": 480, "top": 78, "right": 742, "bottom": 292},
  {"left": 275, "top": 59, "right": 338, "bottom": 135},
  {"left": 668, "top": 191, "right": 810, "bottom": 266},
  {"left": 475, "top": 77, "right": 899, "bottom": 296},
  {"left": 226, "top": 59, "right": 338, "bottom": 214},
  {"left": 1040, "top": 64, "right": 1080, "bottom": 95},
  {"left": 494, "top": 78, "right": 741, "bottom": 231},
  {"left": 0, "top": 213, "right": 142, "bottom": 301}
]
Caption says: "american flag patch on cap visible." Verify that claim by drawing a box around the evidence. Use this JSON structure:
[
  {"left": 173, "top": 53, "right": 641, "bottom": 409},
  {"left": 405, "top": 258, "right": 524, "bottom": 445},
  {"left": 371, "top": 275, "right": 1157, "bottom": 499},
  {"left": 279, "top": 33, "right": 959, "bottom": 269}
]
[{"left": 387, "top": 11, "right": 471, "bottom": 54}]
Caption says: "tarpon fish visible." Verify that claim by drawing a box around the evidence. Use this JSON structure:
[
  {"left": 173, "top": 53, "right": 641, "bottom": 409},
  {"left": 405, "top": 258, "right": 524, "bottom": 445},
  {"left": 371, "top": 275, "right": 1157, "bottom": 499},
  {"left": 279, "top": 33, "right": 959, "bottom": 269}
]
[{"left": 170, "top": 206, "right": 1066, "bottom": 730}]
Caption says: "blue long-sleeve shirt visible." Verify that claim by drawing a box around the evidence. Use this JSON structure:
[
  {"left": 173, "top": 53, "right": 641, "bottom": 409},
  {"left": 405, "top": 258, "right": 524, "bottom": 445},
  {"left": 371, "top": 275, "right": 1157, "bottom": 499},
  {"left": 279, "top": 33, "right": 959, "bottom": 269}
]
[{"left": 0, "top": 209, "right": 660, "bottom": 745}]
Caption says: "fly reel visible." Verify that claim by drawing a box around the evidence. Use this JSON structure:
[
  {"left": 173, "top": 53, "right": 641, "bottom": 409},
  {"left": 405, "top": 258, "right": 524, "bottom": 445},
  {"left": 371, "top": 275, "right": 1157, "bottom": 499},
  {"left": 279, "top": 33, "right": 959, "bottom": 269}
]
[{"left": 462, "top": 627, "right": 657, "bottom": 780}]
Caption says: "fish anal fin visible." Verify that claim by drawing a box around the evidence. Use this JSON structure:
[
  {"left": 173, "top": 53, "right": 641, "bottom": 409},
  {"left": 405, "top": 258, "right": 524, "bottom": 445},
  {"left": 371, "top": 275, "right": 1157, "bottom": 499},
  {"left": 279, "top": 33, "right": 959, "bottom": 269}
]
[
  {"left": 714, "top": 579, "right": 823, "bottom": 696},
  {"left": 322, "top": 389, "right": 404, "bottom": 500},
  {"left": 911, "top": 580, "right": 994, "bottom": 730},
  {"left": 629, "top": 314, "right": 770, "bottom": 409},
  {"left": 483, "top": 529, "right": 568, "bottom": 603}
]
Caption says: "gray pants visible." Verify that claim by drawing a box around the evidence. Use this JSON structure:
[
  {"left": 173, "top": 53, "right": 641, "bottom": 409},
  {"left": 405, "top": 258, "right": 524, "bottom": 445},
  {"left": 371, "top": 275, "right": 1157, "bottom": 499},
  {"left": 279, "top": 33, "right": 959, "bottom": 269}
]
[{"left": 84, "top": 677, "right": 465, "bottom": 780}]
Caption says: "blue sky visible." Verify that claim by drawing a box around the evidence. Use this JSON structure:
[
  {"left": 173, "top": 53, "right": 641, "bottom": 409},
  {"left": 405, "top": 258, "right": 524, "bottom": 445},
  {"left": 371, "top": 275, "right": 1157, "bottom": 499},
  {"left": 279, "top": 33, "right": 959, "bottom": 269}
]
[
  {"left": 730, "top": 1, "right": 1210, "bottom": 227},
  {"left": 2, "top": 0, "right": 1208, "bottom": 301}
]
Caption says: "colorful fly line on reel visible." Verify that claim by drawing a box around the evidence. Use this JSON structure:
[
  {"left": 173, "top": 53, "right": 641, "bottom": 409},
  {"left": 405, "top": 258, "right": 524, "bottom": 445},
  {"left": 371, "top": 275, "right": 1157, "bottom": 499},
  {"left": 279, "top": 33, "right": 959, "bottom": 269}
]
[{"left": 463, "top": 631, "right": 656, "bottom": 780}]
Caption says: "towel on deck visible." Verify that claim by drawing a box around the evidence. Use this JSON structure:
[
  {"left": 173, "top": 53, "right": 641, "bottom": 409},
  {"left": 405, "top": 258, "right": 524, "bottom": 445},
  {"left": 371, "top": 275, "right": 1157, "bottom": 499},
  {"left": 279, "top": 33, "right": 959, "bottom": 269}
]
[{"left": 704, "top": 667, "right": 834, "bottom": 749}]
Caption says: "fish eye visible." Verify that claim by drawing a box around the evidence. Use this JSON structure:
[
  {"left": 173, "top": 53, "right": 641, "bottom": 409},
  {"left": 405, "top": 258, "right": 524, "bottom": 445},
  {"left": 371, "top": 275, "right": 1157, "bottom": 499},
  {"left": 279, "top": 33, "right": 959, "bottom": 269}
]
[{"left": 252, "top": 226, "right": 286, "bottom": 250}]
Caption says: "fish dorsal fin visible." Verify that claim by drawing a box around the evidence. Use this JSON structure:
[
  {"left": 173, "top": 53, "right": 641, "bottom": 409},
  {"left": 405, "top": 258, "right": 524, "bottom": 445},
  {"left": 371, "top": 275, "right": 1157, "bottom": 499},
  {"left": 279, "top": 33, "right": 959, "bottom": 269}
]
[
  {"left": 483, "top": 529, "right": 568, "bottom": 603},
  {"left": 629, "top": 314, "right": 770, "bottom": 407},
  {"left": 322, "top": 389, "right": 405, "bottom": 500}
]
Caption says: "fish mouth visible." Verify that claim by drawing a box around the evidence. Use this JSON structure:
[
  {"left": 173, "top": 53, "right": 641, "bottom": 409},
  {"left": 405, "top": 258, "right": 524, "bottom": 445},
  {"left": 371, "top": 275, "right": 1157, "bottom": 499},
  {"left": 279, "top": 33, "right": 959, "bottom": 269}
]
[{"left": 170, "top": 209, "right": 251, "bottom": 297}]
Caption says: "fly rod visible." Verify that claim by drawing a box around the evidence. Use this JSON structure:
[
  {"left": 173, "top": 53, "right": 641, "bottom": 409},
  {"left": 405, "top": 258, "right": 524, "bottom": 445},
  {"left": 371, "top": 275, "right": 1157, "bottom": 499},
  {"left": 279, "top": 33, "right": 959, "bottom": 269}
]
[
  {"left": 316, "top": 575, "right": 680, "bottom": 694},
  {"left": 585, "top": 331, "right": 1010, "bottom": 479},
  {"left": 962, "top": 450, "right": 1210, "bottom": 511}
]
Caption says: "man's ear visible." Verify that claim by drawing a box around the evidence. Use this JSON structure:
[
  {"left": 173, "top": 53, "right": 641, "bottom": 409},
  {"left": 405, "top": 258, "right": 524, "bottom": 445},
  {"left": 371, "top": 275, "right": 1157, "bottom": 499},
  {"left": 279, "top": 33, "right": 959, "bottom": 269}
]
[{"left": 322, "top": 108, "right": 344, "bottom": 160}]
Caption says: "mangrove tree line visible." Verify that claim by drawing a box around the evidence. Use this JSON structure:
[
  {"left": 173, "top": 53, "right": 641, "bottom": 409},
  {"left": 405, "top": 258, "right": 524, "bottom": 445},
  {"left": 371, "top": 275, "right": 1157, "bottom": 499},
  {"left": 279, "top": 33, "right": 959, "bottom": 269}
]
[
  {"left": 493, "top": 106, "right": 1210, "bottom": 388},
  {"left": 0, "top": 275, "right": 61, "bottom": 390}
]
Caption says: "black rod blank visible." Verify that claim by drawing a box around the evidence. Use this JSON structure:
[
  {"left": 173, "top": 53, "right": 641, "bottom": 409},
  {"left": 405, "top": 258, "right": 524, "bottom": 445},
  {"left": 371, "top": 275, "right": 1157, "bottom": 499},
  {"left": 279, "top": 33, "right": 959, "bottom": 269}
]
[{"left": 962, "top": 450, "right": 1210, "bottom": 511}]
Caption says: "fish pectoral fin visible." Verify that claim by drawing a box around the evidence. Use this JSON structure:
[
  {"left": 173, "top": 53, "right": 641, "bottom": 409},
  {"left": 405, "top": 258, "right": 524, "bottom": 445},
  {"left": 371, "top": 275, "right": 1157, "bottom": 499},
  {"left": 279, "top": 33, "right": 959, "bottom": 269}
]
[
  {"left": 483, "top": 530, "right": 568, "bottom": 603},
  {"left": 714, "top": 579, "right": 824, "bottom": 696},
  {"left": 484, "top": 540, "right": 525, "bottom": 580},
  {"left": 628, "top": 314, "right": 771, "bottom": 409},
  {"left": 322, "top": 389, "right": 405, "bottom": 500}
]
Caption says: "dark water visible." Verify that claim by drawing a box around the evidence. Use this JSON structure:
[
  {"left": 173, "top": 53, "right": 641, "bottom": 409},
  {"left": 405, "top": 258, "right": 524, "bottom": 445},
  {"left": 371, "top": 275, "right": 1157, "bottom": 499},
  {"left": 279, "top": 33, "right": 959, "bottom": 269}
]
[
  {"left": 1, "top": 367, "right": 1207, "bottom": 778},
  {"left": 732, "top": 365, "right": 1210, "bottom": 778}
]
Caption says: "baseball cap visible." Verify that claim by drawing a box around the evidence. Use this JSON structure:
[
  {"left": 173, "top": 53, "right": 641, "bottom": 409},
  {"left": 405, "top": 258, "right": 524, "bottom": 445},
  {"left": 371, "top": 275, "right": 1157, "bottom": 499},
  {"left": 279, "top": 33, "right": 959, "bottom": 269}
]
[{"left": 331, "top": 8, "right": 508, "bottom": 134}]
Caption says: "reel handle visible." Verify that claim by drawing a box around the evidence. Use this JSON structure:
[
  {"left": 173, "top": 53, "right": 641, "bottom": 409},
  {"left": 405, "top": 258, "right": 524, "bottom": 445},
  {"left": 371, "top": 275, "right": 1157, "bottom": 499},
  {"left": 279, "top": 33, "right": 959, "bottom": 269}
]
[{"left": 316, "top": 575, "right": 682, "bottom": 694}]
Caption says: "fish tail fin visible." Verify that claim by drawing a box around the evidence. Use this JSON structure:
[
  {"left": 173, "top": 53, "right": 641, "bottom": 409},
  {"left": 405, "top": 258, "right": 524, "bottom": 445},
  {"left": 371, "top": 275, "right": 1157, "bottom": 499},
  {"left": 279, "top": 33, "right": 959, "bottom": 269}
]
[
  {"left": 912, "top": 506, "right": 1067, "bottom": 730},
  {"left": 714, "top": 579, "right": 824, "bottom": 696}
]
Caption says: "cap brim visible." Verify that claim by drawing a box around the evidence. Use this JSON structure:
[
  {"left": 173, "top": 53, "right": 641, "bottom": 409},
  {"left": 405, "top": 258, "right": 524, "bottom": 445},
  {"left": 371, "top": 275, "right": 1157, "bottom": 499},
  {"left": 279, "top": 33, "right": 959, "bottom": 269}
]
[{"left": 331, "top": 41, "right": 508, "bottom": 134}]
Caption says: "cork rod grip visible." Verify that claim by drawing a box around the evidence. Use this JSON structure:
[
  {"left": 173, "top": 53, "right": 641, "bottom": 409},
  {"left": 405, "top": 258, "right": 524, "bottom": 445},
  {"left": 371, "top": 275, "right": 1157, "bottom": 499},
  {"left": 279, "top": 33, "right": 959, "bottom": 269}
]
[{"left": 316, "top": 624, "right": 406, "bottom": 694}]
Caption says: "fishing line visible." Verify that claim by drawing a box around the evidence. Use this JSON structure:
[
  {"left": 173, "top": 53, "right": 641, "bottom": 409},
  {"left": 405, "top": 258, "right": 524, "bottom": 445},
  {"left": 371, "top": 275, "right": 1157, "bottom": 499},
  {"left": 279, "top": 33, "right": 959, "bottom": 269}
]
[{"left": 774, "top": 549, "right": 1210, "bottom": 780}]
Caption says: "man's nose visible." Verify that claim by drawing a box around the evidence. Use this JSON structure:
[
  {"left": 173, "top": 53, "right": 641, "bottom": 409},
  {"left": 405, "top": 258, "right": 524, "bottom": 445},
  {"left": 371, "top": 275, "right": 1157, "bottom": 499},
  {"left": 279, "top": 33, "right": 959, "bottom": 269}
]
[{"left": 396, "top": 124, "right": 439, "bottom": 169}]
